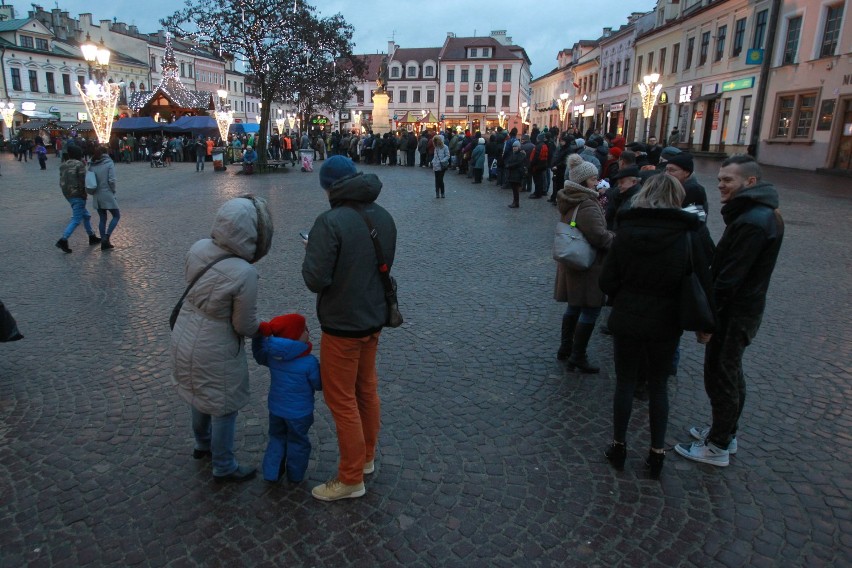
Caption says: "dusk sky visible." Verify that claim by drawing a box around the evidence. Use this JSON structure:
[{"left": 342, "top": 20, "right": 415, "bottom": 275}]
[{"left": 10, "top": 0, "right": 656, "bottom": 79}]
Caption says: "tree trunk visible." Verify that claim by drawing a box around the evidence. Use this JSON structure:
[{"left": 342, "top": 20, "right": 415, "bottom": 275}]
[{"left": 257, "top": 92, "right": 273, "bottom": 165}]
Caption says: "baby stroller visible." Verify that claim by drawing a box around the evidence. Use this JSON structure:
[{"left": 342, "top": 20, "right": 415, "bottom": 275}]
[
  {"left": 150, "top": 147, "right": 166, "bottom": 168},
  {"left": 300, "top": 149, "right": 314, "bottom": 172}
]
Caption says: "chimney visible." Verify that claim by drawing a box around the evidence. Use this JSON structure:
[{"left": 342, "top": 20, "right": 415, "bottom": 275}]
[
  {"left": 447, "top": 32, "right": 456, "bottom": 39},
  {"left": 129, "top": 25, "right": 139, "bottom": 35},
  {"left": 603, "top": 27, "right": 612, "bottom": 37}
]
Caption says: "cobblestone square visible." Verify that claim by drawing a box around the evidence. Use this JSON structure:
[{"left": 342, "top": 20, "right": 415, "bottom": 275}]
[{"left": 0, "top": 153, "right": 850, "bottom": 566}]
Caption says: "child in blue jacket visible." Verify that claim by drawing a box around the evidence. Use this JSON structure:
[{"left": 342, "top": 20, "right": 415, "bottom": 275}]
[{"left": 252, "top": 313, "right": 321, "bottom": 483}]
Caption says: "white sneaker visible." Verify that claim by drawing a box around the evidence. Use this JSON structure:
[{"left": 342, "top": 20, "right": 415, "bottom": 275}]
[
  {"left": 689, "top": 426, "right": 737, "bottom": 454},
  {"left": 675, "top": 440, "right": 730, "bottom": 467},
  {"left": 363, "top": 460, "right": 375, "bottom": 475}
]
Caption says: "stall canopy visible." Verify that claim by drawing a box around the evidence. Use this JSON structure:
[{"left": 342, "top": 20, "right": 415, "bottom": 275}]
[
  {"left": 420, "top": 111, "right": 439, "bottom": 124},
  {"left": 396, "top": 111, "right": 421, "bottom": 124},
  {"left": 163, "top": 115, "right": 219, "bottom": 138},
  {"left": 229, "top": 122, "right": 260, "bottom": 134},
  {"left": 112, "top": 117, "right": 161, "bottom": 133}
]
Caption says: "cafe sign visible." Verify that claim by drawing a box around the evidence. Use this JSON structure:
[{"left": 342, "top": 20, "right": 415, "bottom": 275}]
[
  {"left": 678, "top": 86, "right": 693, "bottom": 104},
  {"left": 721, "top": 77, "right": 755, "bottom": 92}
]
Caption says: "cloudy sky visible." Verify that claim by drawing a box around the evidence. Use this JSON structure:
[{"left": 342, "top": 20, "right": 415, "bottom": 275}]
[{"left": 12, "top": 0, "right": 656, "bottom": 78}]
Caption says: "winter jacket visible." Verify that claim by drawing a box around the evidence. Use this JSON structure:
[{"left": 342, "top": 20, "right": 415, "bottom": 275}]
[
  {"left": 530, "top": 142, "right": 549, "bottom": 173},
  {"left": 252, "top": 336, "right": 321, "bottom": 419},
  {"left": 579, "top": 147, "right": 602, "bottom": 173},
  {"left": 600, "top": 207, "right": 714, "bottom": 340},
  {"left": 682, "top": 176, "right": 709, "bottom": 221},
  {"left": 504, "top": 150, "right": 527, "bottom": 184},
  {"left": 89, "top": 156, "right": 118, "bottom": 210},
  {"left": 59, "top": 159, "right": 87, "bottom": 199},
  {"left": 554, "top": 183, "right": 614, "bottom": 307},
  {"left": 171, "top": 197, "right": 273, "bottom": 415},
  {"left": 713, "top": 182, "right": 784, "bottom": 320},
  {"left": 302, "top": 173, "right": 397, "bottom": 337},
  {"left": 606, "top": 184, "right": 641, "bottom": 230},
  {"left": 432, "top": 144, "right": 450, "bottom": 171},
  {"left": 471, "top": 143, "right": 486, "bottom": 170}
]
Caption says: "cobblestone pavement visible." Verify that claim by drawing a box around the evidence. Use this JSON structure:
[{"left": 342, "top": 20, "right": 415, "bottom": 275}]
[{"left": 0, "top": 150, "right": 849, "bottom": 567}]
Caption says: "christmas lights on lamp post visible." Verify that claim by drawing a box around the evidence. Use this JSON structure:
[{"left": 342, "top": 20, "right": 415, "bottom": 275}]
[
  {"left": 1, "top": 101, "right": 15, "bottom": 137},
  {"left": 498, "top": 110, "right": 506, "bottom": 129},
  {"left": 557, "top": 92, "right": 571, "bottom": 131},
  {"left": 519, "top": 101, "right": 530, "bottom": 127},
  {"left": 214, "top": 89, "right": 233, "bottom": 142},
  {"left": 275, "top": 108, "right": 285, "bottom": 135},
  {"left": 77, "top": 34, "right": 118, "bottom": 144},
  {"left": 638, "top": 73, "right": 662, "bottom": 142}
]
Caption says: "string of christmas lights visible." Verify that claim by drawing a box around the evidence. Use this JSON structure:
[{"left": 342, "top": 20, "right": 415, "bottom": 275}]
[{"left": 76, "top": 81, "right": 121, "bottom": 143}]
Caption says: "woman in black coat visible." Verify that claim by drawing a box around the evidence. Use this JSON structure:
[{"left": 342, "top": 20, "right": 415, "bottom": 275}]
[
  {"left": 504, "top": 140, "right": 526, "bottom": 208},
  {"left": 599, "top": 174, "right": 714, "bottom": 479}
]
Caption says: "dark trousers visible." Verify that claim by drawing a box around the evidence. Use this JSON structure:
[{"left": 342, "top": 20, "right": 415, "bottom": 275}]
[
  {"left": 420, "top": 151, "right": 428, "bottom": 167},
  {"left": 38, "top": 156, "right": 47, "bottom": 170},
  {"left": 524, "top": 173, "right": 533, "bottom": 193},
  {"left": 612, "top": 334, "right": 679, "bottom": 449},
  {"left": 407, "top": 148, "right": 416, "bottom": 166},
  {"left": 473, "top": 167, "right": 483, "bottom": 183},
  {"left": 705, "top": 315, "right": 762, "bottom": 449},
  {"left": 263, "top": 413, "right": 313, "bottom": 482},
  {"left": 532, "top": 170, "right": 545, "bottom": 195},
  {"left": 434, "top": 169, "right": 446, "bottom": 195}
]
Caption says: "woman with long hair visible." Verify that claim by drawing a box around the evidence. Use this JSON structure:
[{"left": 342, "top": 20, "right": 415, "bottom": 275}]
[
  {"left": 89, "top": 145, "right": 120, "bottom": 250},
  {"left": 431, "top": 135, "right": 450, "bottom": 198},
  {"left": 599, "top": 174, "right": 714, "bottom": 479}
]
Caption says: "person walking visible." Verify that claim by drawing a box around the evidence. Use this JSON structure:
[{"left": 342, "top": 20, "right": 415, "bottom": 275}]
[
  {"left": 504, "top": 140, "right": 526, "bottom": 208},
  {"left": 600, "top": 174, "right": 714, "bottom": 479},
  {"left": 471, "top": 138, "right": 486, "bottom": 184},
  {"left": 676, "top": 155, "right": 784, "bottom": 467},
  {"left": 171, "top": 195, "right": 274, "bottom": 483},
  {"left": 431, "top": 135, "right": 450, "bottom": 198},
  {"left": 88, "top": 146, "right": 120, "bottom": 251},
  {"left": 302, "top": 156, "right": 397, "bottom": 501},
  {"left": 554, "top": 154, "right": 614, "bottom": 371},
  {"left": 55, "top": 145, "right": 101, "bottom": 253},
  {"left": 195, "top": 136, "right": 205, "bottom": 172}
]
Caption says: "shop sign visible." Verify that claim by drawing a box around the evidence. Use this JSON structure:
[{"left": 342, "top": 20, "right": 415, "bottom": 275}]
[
  {"left": 311, "top": 115, "right": 329, "bottom": 125},
  {"left": 610, "top": 103, "right": 624, "bottom": 112},
  {"left": 22, "top": 102, "right": 37, "bottom": 111},
  {"left": 339, "top": 111, "right": 351, "bottom": 120},
  {"left": 678, "top": 86, "right": 693, "bottom": 104},
  {"left": 574, "top": 104, "right": 585, "bottom": 114},
  {"left": 712, "top": 100, "right": 721, "bottom": 130},
  {"left": 695, "top": 111, "right": 704, "bottom": 119},
  {"left": 721, "top": 77, "right": 755, "bottom": 92},
  {"left": 659, "top": 92, "right": 668, "bottom": 104},
  {"left": 77, "top": 112, "right": 88, "bottom": 121}
]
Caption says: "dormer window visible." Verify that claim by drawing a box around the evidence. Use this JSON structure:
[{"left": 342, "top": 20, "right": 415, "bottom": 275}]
[
  {"left": 470, "top": 48, "right": 478, "bottom": 57},
  {"left": 391, "top": 66, "right": 400, "bottom": 78},
  {"left": 425, "top": 65, "right": 434, "bottom": 77},
  {"left": 482, "top": 48, "right": 490, "bottom": 57},
  {"left": 20, "top": 35, "right": 34, "bottom": 48},
  {"left": 36, "top": 38, "right": 49, "bottom": 51},
  {"left": 407, "top": 65, "right": 417, "bottom": 77}
]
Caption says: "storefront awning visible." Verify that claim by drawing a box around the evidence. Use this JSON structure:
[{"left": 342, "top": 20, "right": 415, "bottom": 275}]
[
  {"left": 694, "top": 92, "right": 722, "bottom": 102},
  {"left": 21, "top": 110, "right": 57, "bottom": 119}
]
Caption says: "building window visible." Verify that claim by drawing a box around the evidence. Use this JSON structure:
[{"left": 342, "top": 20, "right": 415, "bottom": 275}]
[
  {"left": 447, "top": 69, "right": 455, "bottom": 82},
  {"left": 715, "top": 25, "right": 727, "bottom": 62},
  {"left": 62, "top": 73, "right": 71, "bottom": 95},
  {"left": 28, "top": 70, "right": 39, "bottom": 92},
  {"left": 36, "top": 38, "right": 49, "bottom": 51},
  {"left": 733, "top": 18, "right": 746, "bottom": 57},
  {"left": 356, "top": 90, "right": 364, "bottom": 103},
  {"left": 181, "top": 62, "right": 186, "bottom": 77},
  {"left": 473, "top": 94, "right": 481, "bottom": 107},
  {"left": 488, "top": 94, "right": 496, "bottom": 107},
  {"left": 752, "top": 10, "right": 768, "bottom": 50},
  {"left": 188, "top": 64, "right": 193, "bottom": 77},
  {"left": 10, "top": 68, "right": 22, "bottom": 91},
  {"left": 699, "top": 31, "right": 710, "bottom": 65},
  {"left": 391, "top": 67, "right": 400, "bottom": 78},
  {"left": 647, "top": 52, "right": 654, "bottom": 73},
  {"left": 685, "top": 38, "right": 695, "bottom": 69},
  {"left": 150, "top": 54, "right": 157, "bottom": 72},
  {"left": 623, "top": 58, "right": 629, "bottom": 84},
  {"left": 470, "top": 48, "right": 478, "bottom": 57},
  {"left": 407, "top": 66, "right": 417, "bottom": 77},
  {"left": 608, "top": 64, "right": 614, "bottom": 89},
  {"left": 489, "top": 68, "right": 497, "bottom": 82},
  {"left": 427, "top": 90, "right": 434, "bottom": 103},
  {"left": 636, "top": 55, "right": 643, "bottom": 82},
  {"left": 413, "top": 90, "right": 421, "bottom": 103},
  {"left": 474, "top": 68, "right": 483, "bottom": 82},
  {"left": 139, "top": 83, "right": 145, "bottom": 90},
  {"left": 820, "top": 4, "right": 844, "bottom": 58},
  {"left": 461, "top": 69, "right": 469, "bottom": 82},
  {"left": 399, "top": 90, "right": 407, "bottom": 103},
  {"left": 20, "top": 35, "right": 34, "bottom": 48},
  {"left": 737, "top": 95, "right": 751, "bottom": 144},
  {"left": 503, "top": 68, "right": 511, "bottom": 82},
  {"left": 659, "top": 48, "right": 667, "bottom": 76},
  {"left": 772, "top": 91, "right": 817, "bottom": 139},
  {"left": 502, "top": 94, "right": 510, "bottom": 108},
  {"left": 460, "top": 94, "right": 468, "bottom": 107},
  {"left": 446, "top": 94, "right": 454, "bottom": 108},
  {"left": 46, "top": 72, "right": 55, "bottom": 94},
  {"left": 425, "top": 65, "right": 433, "bottom": 77},
  {"left": 783, "top": 17, "right": 802, "bottom": 64},
  {"left": 615, "top": 61, "right": 621, "bottom": 84}
]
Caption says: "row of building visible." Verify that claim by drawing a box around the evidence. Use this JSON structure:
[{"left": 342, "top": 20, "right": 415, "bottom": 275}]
[{"left": 530, "top": 0, "right": 851, "bottom": 174}]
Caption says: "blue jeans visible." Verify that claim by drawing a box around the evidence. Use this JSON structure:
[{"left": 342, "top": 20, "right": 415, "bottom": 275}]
[
  {"left": 196, "top": 152, "right": 204, "bottom": 171},
  {"left": 191, "top": 406, "right": 238, "bottom": 476},
  {"left": 62, "top": 198, "right": 94, "bottom": 240},
  {"left": 97, "top": 208, "right": 120, "bottom": 237},
  {"left": 263, "top": 413, "right": 314, "bottom": 482},
  {"left": 564, "top": 305, "right": 601, "bottom": 325}
]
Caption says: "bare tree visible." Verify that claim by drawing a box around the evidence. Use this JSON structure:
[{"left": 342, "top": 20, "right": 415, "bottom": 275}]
[{"left": 162, "top": 0, "right": 363, "bottom": 163}]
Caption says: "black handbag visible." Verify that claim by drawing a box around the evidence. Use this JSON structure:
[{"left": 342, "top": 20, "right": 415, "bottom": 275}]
[
  {"left": 170, "top": 254, "right": 237, "bottom": 330},
  {"left": 346, "top": 205, "right": 403, "bottom": 328},
  {"left": 0, "top": 300, "right": 23, "bottom": 342},
  {"left": 679, "top": 232, "right": 715, "bottom": 332}
]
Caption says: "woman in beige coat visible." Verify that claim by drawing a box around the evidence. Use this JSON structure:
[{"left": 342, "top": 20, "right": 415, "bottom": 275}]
[
  {"left": 171, "top": 196, "right": 273, "bottom": 483},
  {"left": 554, "top": 154, "right": 614, "bottom": 372}
]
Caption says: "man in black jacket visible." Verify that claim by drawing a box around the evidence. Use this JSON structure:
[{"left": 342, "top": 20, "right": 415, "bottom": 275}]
[{"left": 676, "top": 155, "right": 784, "bottom": 467}]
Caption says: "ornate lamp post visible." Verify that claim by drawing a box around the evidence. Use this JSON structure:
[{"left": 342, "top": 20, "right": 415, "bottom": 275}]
[
  {"left": 638, "top": 73, "right": 662, "bottom": 142},
  {"left": 519, "top": 101, "right": 530, "bottom": 127},
  {"left": 557, "top": 92, "right": 572, "bottom": 131},
  {"left": 77, "top": 34, "right": 118, "bottom": 144},
  {"left": 214, "top": 89, "right": 233, "bottom": 142},
  {"left": 1, "top": 101, "right": 15, "bottom": 138}
]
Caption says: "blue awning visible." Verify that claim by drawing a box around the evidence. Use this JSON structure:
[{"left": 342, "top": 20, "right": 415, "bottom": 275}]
[
  {"left": 230, "top": 122, "right": 260, "bottom": 134},
  {"left": 112, "top": 117, "right": 161, "bottom": 132},
  {"left": 162, "top": 116, "right": 220, "bottom": 138}
]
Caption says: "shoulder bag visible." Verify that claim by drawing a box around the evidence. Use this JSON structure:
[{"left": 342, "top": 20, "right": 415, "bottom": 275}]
[
  {"left": 346, "top": 205, "right": 403, "bottom": 328},
  {"left": 552, "top": 205, "right": 596, "bottom": 270},
  {"left": 679, "top": 232, "right": 715, "bottom": 332},
  {"left": 85, "top": 166, "right": 98, "bottom": 194},
  {"left": 169, "top": 254, "right": 237, "bottom": 330}
]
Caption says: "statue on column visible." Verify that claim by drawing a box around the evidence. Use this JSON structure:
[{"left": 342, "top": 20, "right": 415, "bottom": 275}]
[{"left": 376, "top": 56, "right": 389, "bottom": 94}]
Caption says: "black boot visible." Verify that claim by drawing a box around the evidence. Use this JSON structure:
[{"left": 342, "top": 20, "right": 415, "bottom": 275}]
[
  {"left": 646, "top": 450, "right": 665, "bottom": 480},
  {"left": 101, "top": 236, "right": 115, "bottom": 251},
  {"left": 566, "top": 322, "right": 600, "bottom": 373},
  {"left": 89, "top": 234, "right": 101, "bottom": 245},
  {"left": 55, "top": 238, "right": 72, "bottom": 253},
  {"left": 557, "top": 314, "right": 579, "bottom": 360},
  {"left": 605, "top": 442, "right": 626, "bottom": 471}
]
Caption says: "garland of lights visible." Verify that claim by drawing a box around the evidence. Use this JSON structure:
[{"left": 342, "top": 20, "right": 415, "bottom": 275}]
[
  {"left": 558, "top": 96, "right": 572, "bottom": 123},
  {"left": 1, "top": 102, "right": 14, "bottom": 130},
  {"left": 76, "top": 81, "right": 121, "bottom": 143},
  {"left": 638, "top": 74, "right": 663, "bottom": 120},
  {"left": 215, "top": 109, "right": 233, "bottom": 141}
]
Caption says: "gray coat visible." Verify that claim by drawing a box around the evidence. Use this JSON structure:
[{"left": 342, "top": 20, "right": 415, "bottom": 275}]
[
  {"left": 89, "top": 156, "right": 118, "bottom": 210},
  {"left": 171, "top": 197, "right": 273, "bottom": 415}
]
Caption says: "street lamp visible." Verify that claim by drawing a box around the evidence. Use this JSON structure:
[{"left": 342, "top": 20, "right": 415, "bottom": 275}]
[
  {"left": 639, "top": 73, "right": 662, "bottom": 142},
  {"left": 77, "top": 35, "right": 118, "bottom": 144},
  {"left": 557, "top": 92, "right": 571, "bottom": 130}
]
